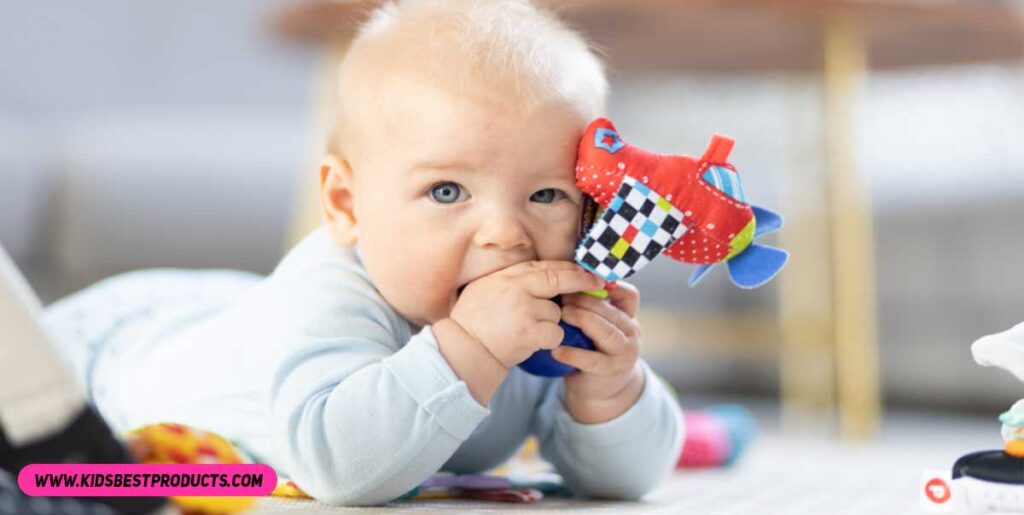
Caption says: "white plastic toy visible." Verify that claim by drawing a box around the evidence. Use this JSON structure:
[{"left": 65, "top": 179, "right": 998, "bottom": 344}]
[{"left": 951, "top": 323, "right": 1024, "bottom": 514}]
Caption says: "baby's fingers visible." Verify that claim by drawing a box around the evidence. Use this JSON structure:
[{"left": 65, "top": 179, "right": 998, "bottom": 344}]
[
  {"left": 551, "top": 346, "right": 612, "bottom": 375},
  {"left": 533, "top": 321, "right": 564, "bottom": 350},
  {"left": 522, "top": 266, "right": 603, "bottom": 299},
  {"left": 607, "top": 281, "right": 640, "bottom": 318},
  {"left": 563, "top": 293, "right": 639, "bottom": 338},
  {"left": 562, "top": 304, "right": 633, "bottom": 356}
]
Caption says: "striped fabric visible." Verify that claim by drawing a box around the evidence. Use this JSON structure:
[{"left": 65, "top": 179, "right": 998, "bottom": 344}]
[{"left": 702, "top": 165, "right": 746, "bottom": 203}]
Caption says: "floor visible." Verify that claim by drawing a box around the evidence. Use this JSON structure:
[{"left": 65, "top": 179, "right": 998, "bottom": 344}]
[{"left": 251, "top": 407, "right": 1002, "bottom": 514}]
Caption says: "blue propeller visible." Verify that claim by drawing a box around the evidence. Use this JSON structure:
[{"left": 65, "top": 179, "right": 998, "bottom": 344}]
[{"left": 688, "top": 205, "right": 789, "bottom": 289}]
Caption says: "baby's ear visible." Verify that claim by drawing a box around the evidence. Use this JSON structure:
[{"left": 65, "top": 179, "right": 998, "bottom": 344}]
[{"left": 319, "top": 154, "right": 358, "bottom": 245}]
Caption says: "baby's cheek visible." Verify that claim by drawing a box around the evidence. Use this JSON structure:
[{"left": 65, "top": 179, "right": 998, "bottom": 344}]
[
  {"left": 421, "top": 271, "right": 453, "bottom": 296},
  {"left": 539, "top": 221, "right": 580, "bottom": 261},
  {"left": 422, "top": 285, "right": 459, "bottom": 326},
  {"left": 411, "top": 263, "right": 458, "bottom": 306}
]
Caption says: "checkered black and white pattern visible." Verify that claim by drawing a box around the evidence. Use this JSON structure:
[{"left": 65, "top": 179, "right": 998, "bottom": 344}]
[{"left": 575, "top": 176, "right": 689, "bottom": 281}]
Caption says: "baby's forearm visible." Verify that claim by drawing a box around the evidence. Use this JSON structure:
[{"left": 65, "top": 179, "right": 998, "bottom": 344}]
[
  {"left": 433, "top": 318, "right": 508, "bottom": 406},
  {"left": 271, "top": 327, "right": 493, "bottom": 505},
  {"left": 534, "top": 361, "right": 683, "bottom": 500}
]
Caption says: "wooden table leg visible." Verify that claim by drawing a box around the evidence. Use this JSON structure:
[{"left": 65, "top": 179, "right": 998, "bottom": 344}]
[{"left": 823, "top": 12, "right": 881, "bottom": 439}]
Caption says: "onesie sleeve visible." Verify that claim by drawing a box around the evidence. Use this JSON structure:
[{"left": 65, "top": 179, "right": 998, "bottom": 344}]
[
  {"left": 267, "top": 278, "right": 490, "bottom": 505},
  {"left": 530, "top": 360, "right": 684, "bottom": 500}
]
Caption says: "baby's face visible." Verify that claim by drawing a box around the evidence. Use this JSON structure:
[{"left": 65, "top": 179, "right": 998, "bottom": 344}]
[{"left": 341, "top": 81, "right": 587, "bottom": 327}]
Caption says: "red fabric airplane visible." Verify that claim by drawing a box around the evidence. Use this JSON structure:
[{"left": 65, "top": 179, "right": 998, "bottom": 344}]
[{"left": 573, "top": 118, "right": 788, "bottom": 289}]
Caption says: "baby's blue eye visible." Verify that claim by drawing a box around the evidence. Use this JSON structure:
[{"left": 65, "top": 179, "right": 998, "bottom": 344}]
[
  {"left": 430, "top": 182, "right": 468, "bottom": 204},
  {"left": 530, "top": 188, "right": 567, "bottom": 204}
]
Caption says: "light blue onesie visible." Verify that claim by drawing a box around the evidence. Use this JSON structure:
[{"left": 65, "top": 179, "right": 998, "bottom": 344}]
[{"left": 44, "top": 227, "right": 684, "bottom": 505}]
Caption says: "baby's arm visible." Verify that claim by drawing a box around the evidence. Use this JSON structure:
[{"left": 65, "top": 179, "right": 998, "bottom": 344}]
[
  {"left": 270, "top": 258, "right": 604, "bottom": 505},
  {"left": 531, "top": 360, "right": 684, "bottom": 500},
  {"left": 433, "top": 318, "right": 508, "bottom": 406},
  {"left": 269, "top": 288, "right": 490, "bottom": 506}
]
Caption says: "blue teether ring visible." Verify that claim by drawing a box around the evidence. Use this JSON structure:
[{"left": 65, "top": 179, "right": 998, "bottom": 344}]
[{"left": 517, "top": 319, "right": 595, "bottom": 377}]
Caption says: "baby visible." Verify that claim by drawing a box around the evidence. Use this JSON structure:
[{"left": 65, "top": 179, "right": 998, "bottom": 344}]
[{"left": 45, "top": 0, "right": 684, "bottom": 505}]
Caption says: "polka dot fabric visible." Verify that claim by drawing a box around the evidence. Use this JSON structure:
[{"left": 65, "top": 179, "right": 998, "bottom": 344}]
[{"left": 663, "top": 228, "right": 730, "bottom": 265}]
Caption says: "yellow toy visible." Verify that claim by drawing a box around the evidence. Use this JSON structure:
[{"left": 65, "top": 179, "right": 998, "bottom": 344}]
[{"left": 126, "top": 423, "right": 256, "bottom": 515}]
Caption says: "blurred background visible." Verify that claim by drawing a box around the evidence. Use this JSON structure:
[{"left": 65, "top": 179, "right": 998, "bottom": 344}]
[{"left": 2, "top": 0, "right": 1022, "bottom": 438}]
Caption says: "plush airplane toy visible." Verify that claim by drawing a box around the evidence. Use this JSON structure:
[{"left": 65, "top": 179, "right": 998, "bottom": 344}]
[
  {"left": 574, "top": 118, "right": 788, "bottom": 288},
  {"left": 518, "top": 118, "right": 789, "bottom": 377}
]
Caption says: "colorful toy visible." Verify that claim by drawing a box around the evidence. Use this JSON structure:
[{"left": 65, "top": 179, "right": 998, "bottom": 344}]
[
  {"left": 676, "top": 404, "right": 758, "bottom": 468},
  {"left": 127, "top": 423, "right": 256, "bottom": 514},
  {"left": 948, "top": 324, "right": 1024, "bottom": 514},
  {"left": 574, "top": 118, "right": 788, "bottom": 287},
  {"left": 519, "top": 118, "right": 789, "bottom": 377},
  {"left": 274, "top": 472, "right": 565, "bottom": 504},
  {"left": 1000, "top": 406, "right": 1024, "bottom": 458}
]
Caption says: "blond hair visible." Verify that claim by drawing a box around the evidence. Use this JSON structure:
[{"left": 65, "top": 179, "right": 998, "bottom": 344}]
[{"left": 326, "top": 0, "right": 607, "bottom": 157}]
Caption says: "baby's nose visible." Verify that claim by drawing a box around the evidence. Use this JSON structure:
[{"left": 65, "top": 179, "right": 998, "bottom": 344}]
[{"left": 473, "top": 212, "right": 532, "bottom": 251}]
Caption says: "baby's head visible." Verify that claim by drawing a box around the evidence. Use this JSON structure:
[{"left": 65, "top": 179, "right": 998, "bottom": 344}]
[{"left": 318, "top": 0, "right": 607, "bottom": 326}]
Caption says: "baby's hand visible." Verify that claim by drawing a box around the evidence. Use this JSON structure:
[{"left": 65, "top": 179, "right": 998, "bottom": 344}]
[
  {"left": 553, "top": 282, "right": 645, "bottom": 424},
  {"left": 448, "top": 261, "right": 604, "bottom": 368}
]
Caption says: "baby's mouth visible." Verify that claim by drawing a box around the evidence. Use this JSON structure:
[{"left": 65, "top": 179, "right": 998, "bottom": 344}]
[{"left": 456, "top": 284, "right": 468, "bottom": 298}]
